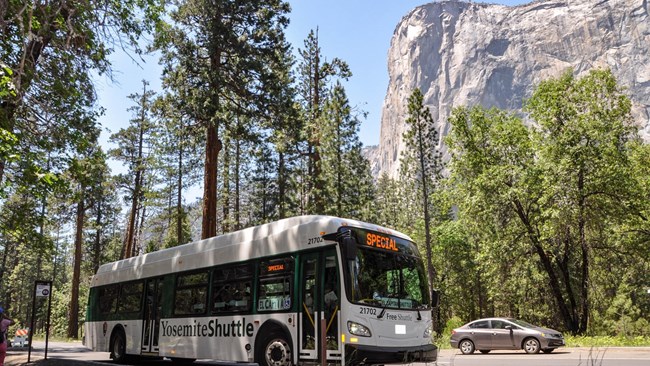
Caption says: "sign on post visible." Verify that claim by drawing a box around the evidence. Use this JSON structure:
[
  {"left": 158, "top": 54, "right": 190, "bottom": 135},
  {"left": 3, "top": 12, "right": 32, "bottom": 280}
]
[
  {"left": 36, "top": 283, "right": 51, "bottom": 297},
  {"left": 28, "top": 280, "right": 53, "bottom": 362}
]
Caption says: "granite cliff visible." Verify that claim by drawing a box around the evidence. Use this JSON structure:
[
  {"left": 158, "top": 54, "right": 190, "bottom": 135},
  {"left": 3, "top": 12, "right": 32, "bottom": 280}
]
[{"left": 371, "top": 0, "right": 650, "bottom": 178}]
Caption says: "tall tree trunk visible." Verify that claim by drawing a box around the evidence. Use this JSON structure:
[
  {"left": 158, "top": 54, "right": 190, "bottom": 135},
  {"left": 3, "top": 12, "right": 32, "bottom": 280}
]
[
  {"left": 93, "top": 198, "right": 103, "bottom": 273},
  {"left": 68, "top": 197, "right": 85, "bottom": 339},
  {"left": 123, "top": 88, "right": 147, "bottom": 257},
  {"left": 136, "top": 202, "right": 147, "bottom": 254},
  {"left": 474, "top": 240, "right": 484, "bottom": 319},
  {"left": 202, "top": 124, "right": 221, "bottom": 239},
  {"left": 177, "top": 118, "right": 184, "bottom": 244},
  {"left": 124, "top": 174, "right": 141, "bottom": 258},
  {"left": 578, "top": 169, "right": 589, "bottom": 334},
  {"left": 311, "top": 53, "right": 323, "bottom": 214},
  {"left": 513, "top": 199, "right": 578, "bottom": 333},
  {"left": 222, "top": 138, "right": 230, "bottom": 233},
  {"left": 234, "top": 138, "right": 241, "bottom": 230},
  {"left": 278, "top": 151, "right": 286, "bottom": 219},
  {"left": 418, "top": 126, "right": 436, "bottom": 292}
]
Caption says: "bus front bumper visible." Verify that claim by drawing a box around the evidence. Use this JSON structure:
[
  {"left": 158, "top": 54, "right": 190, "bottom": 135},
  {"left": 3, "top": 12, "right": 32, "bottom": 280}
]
[{"left": 345, "top": 343, "right": 437, "bottom": 364}]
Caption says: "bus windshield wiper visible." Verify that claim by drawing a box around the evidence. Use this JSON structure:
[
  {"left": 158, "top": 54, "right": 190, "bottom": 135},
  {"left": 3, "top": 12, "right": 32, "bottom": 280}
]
[{"left": 377, "top": 302, "right": 389, "bottom": 319}]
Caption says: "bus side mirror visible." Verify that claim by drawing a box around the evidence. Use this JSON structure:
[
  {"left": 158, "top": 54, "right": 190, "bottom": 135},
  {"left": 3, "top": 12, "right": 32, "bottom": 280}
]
[
  {"left": 342, "top": 237, "right": 357, "bottom": 259},
  {"left": 431, "top": 289, "right": 440, "bottom": 308}
]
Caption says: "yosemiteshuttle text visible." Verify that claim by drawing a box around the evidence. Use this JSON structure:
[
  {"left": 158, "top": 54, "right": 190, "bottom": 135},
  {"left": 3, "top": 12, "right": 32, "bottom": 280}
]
[{"left": 161, "top": 318, "right": 255, "bottom": 338}]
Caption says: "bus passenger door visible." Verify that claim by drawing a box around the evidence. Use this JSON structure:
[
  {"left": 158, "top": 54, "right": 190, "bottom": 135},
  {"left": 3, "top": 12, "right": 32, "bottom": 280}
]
[
  {"left": 141, "top": 277, "right": 163, "bottom": 355},
  {"left": 299, "top": 253, "right": 319, "bottom": 361},
  {"left": 299, "top": 249, "right": 341, "bottom": 363},
  {"left": 323, "top": 249, "right": 341, "bottom": 359}
]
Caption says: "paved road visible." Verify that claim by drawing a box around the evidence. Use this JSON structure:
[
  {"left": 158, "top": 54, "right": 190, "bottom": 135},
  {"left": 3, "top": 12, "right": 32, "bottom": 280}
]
[
  {"left": 7, "top": 341, "right": 650, "bottom": 366},
  {"left": 438, "top": 347, "right": 650, "bottom": 366}
]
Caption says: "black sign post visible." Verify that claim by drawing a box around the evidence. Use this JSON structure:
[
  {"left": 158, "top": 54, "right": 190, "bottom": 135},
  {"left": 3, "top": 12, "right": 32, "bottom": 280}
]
[{"left": 28, "top": 280, "right": 53, "bottom": 362}]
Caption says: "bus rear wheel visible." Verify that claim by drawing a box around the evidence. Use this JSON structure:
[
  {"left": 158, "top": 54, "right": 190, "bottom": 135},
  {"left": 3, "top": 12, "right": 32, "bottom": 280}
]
[
  {"left": 110, "top": 331, "right": 127, "bottom": 363},
  {"left": 256, "top": 330, "right": 293, "bottom": 366}
]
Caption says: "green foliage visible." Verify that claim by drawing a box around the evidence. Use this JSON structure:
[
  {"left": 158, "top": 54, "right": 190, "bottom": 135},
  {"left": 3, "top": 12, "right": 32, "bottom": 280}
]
[
  {"left": 400, "top": 88, "right": 444, "bottom": 293},
  {"left": 1, "top": 0, "right": 647, "bottom": 347},
  {"left": 320, "top": 82, "right": 375, "bottom": 220},
  {"left": 0, "top": 63, "right": 15, "bottom": 98},
  {"left": 434, "top": 316, "right": 465, "bottom": 349},
  {"left": 565, "top": 335, "right": 650, "bottom": 347},
  {"left": 156, "top": 0, "right": 292, "bottom": 237},
  {"left": 297, "top": 28, "right": 352, "bottom": 214},
  {"left": 444, "top": 69, "right": 647, "bottom": 335}
]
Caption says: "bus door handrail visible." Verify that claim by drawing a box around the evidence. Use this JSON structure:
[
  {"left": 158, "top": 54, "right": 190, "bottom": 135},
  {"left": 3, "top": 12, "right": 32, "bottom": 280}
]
[{"left": 303, "top": 302, "right": 315, "bottom": 327}]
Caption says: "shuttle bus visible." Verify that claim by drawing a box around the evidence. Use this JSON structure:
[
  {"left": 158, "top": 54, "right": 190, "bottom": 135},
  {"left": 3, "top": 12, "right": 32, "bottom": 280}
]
[{"left": 85, "top": 215, "right": 437, "bottom": 365}]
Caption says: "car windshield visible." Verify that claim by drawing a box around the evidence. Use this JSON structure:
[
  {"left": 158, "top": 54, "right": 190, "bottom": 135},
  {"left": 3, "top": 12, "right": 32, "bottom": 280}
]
[
  {"left": 508, "top": 319, "right": 537, "bottom": 328},
  {"left": 345, "top": 243, "right": 430, "bottom": 310}
]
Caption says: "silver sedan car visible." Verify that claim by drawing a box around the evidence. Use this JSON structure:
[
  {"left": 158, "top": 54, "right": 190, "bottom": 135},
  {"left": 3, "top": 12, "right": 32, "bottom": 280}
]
[{"left": 450, "top": 317, "right": 565, "bottom": 354}]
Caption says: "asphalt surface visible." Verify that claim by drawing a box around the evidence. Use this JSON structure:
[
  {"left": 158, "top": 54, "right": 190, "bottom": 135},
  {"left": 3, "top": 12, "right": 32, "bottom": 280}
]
[{"left": 6, "top": 341, "right": 650, "bottom": 366}]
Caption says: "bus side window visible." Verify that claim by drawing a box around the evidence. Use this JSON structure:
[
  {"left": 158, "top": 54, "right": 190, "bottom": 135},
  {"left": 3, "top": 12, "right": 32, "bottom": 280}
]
[
  {"left": 98, "top": 285, "right": 119, "bottom": 314},
  {"left": 174, "top": 271, "right": 209, "bottom": 315},
  {"left": 212, "top": 264, "right": 252, "bottom": 313},
  {"left": 257, "top": 257, "right": 294, "bottom": 312},
  {"left": 117, "top": 281, "right": 144, "bottom": 313}
]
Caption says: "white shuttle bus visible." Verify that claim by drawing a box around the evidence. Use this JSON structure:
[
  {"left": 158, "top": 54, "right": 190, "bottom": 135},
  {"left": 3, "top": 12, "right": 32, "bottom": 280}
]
[{"left": 85, "top": 215, "right": 437, "bottom": 365}]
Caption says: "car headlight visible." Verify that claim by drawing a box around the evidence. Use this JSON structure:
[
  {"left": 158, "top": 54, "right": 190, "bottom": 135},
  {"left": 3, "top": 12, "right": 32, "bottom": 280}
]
[
  {"left": 348, "top": 321, "right": 371, "bottom": 337},
  {"left": 424, "top": 324, "right": 433, "bottom": 338}
]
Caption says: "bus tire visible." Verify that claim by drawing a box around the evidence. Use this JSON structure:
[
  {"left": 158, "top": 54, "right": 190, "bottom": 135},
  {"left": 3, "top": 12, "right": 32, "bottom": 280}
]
[
  {"left": 110, "top": 330, "right": 127, "bottom": 363},
  {"left": 256, "top": 329, "right": 293, "bottom": 366}
]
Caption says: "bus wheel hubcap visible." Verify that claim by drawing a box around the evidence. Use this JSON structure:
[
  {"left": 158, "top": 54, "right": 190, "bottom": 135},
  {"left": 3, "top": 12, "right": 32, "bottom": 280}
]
[{"left": 266, "top": 339, "right": 290, "bottom": 366}]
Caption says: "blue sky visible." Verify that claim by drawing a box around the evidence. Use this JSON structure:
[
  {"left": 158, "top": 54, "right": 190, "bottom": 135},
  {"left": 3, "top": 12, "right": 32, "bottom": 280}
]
[{"left": 96, "top": 0, "right": 527, "bottom": 148}]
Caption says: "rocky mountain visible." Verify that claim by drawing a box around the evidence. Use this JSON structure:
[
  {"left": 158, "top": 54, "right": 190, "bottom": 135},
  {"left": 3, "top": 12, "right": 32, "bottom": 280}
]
[{"left": 370, "top": 0, "right": 650, "bottom": 178}]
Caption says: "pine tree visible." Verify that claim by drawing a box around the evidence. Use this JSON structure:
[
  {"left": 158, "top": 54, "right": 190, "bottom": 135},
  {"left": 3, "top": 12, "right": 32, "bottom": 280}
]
[
  {"left": 109, "top": 80, "right": 158, "bottom": 258},
  {"left": 296, "top": 29, "right": 351, "bottom": 214},
  {"left": 152, "top": 93, "right": 202, "bottom": 246},
  {"left": 320, "top": 82, "right": 374, "bottom": 219},
  {"left": 67, "top": 147, "right": 110, "bottom": 339},
  {"left": 156, "top": 0, "right": 292, "bottom": 239},
  {"left": 401, "top": 88, "right": 442, "bottom": 290}
]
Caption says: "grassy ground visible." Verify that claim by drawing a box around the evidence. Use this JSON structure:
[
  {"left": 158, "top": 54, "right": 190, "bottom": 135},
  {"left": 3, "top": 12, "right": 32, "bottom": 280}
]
[{"left": 565, "top": 335, "right": 650, "bottom": 347}]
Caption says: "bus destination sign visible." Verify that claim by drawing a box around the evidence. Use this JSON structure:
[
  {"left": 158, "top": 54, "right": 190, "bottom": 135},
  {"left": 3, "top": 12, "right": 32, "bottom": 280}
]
[{"left": 365, "top": 232, "right": 399, "bottom": 252}]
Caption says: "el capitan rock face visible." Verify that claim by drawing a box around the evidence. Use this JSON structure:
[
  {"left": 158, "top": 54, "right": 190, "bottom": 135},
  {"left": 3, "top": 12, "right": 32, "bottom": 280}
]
[{"left": 371, "top": 0, "right": 650, "bottom": 178}]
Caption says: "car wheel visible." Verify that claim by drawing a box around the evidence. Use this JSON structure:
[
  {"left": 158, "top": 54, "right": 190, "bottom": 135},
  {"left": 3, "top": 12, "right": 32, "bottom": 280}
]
[
  {"left": 256, "top": 329, "right": 293, "bottom": 366},
  {"left": 524, "top": 338, "right": 541, "bottom": 354},
  {"left": 542, "top": 348, "right": 555, "bottom": 354},
  {"left": 479, "top": 350, "right": 490, "bottom": 354},
  {"left": 459, "top": 339, "right": 475, "bottom": 354}
]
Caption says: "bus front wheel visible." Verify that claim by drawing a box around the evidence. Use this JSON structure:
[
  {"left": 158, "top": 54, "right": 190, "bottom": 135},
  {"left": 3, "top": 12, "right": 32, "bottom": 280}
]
[
  {"left": 110, "top": 330, "right": 127, "bottom": 363},
  {"left": 256, "top": 330, "right": 293, "bottom": 366}
]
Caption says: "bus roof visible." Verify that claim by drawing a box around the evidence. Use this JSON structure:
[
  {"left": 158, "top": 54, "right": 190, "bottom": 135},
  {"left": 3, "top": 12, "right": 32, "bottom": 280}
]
[{"left": 91, "top": 215, "right": 412, "bottom": 287}]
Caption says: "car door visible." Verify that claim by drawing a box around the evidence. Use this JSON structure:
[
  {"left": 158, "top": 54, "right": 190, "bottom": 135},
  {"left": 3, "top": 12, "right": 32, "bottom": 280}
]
[
  {"left": 490, "top": 319, "right": 516, "bottom": 349},
  {"left": 468, "top": 320, "right": 492, "bottom": 349}
]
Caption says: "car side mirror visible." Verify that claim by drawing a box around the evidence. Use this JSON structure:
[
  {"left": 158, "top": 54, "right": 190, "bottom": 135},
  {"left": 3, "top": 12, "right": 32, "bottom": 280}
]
[{"left": 505, "top": 325, "right": 513, "bottom": 330}]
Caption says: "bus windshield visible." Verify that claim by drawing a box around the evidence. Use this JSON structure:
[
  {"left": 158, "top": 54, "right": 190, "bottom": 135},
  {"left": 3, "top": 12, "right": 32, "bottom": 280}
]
[{"left": 343, "top": 230, "right": 430, "bottom": 310}]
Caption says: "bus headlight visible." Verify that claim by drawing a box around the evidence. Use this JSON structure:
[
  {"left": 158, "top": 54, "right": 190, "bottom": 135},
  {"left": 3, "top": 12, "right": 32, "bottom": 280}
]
[{"left": 348, "top": 321, "right": 371, "bottom": 337}]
